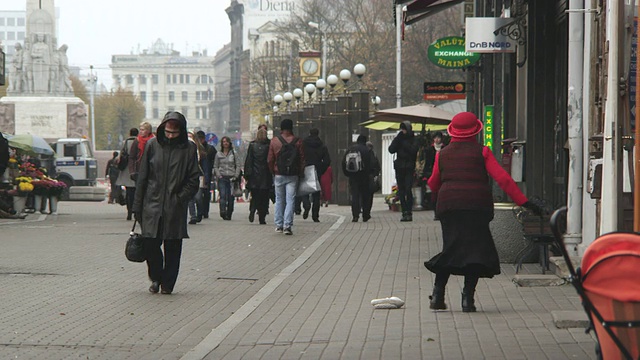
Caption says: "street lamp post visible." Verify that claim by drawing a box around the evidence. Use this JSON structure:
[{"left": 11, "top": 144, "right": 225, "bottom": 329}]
[
  {"left": 88, "top": 65, "right": 97, "bottom": 152},
  {"left": 308, "top": 21, "right": 327, "bottom": 83}
]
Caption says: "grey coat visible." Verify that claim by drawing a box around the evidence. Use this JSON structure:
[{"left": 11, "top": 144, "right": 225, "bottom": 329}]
[
  {"left": 132, "top": 113, "right": 200, "bottom": 240},
  {"left": 214, "top": 149, "right": 241, "bottom": 178},
  {"left": 114, "top": 137, "right": 136, "bottom": 187}
]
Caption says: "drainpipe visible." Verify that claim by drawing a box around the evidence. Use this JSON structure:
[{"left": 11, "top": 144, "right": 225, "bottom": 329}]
[
  {"left": 396, "top": 3, "right": 403, "bottom": 108},
  {"left": 564, "top": 0, "right": 585, "bottom": 256},
  {"left": 581, "top": 0, "right": 597, "bottom": 251},
  {"left": 600, "top": 0, "right": 622, "bottom": 234}
]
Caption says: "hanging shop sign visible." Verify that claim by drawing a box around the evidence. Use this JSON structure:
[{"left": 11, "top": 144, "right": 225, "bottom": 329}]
[
  {"left": 427, "top": 36, "right": 480, "bottom": 69},
  {"left": 423, "top": 82, "right": 466, "bottom": 100},
  {"left": 465, "top": 17, "right": 517, "bottom": 53}
]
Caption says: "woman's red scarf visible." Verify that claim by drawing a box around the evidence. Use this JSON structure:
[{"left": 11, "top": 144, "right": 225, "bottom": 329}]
[{"left": 137, "top": 133, "right": 155, "bottom": 160}]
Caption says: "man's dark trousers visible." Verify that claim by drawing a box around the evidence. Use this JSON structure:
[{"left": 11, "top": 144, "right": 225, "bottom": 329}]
[
  {"left": 395, "top": 168, "right": 414, "bottom": 214},
  {"left": 302, "top": 191, "right": 321, "bottom": 220},
  {"left": 349, "top": 177, "right": 371, "bottom": 219}
]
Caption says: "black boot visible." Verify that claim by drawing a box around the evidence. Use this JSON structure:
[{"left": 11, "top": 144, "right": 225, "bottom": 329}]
[
  {"left": 461, "top": 291, "right": 476, "bottom": 312},
  {"left": 429, "top": 285, "right": 447, "bottom": 310}
]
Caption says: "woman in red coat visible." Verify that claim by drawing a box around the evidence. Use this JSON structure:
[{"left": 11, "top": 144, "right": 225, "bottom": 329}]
[
  {"left": 425, "top": 112, "right": 543, "bottom": 312},
  {"left": 320, "top": 165, "right": 333, "bottom": 206}
]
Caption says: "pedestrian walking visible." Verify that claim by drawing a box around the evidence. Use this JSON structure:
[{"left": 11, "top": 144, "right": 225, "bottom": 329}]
[
  {"left": 214, "top": 136, "right": 242, "bottom": 220},
  {"left": 115, "top": 127, "right": 138, "bottom": 220},
  {"left": 320, "top": 165, "right": 333, "bottom": 207},
  {"left": 425, "top": 112, "right": 544, "bottom": 312},
  {"left": 421, "top": 131, "right": 445, "bottom": 215},
  {"left": 268, "top": 118, "right": 305, "bottom": 235},
  {"left": 187, "top": 132, "right": 206, "bottom": 224},
  {"left": 366, "top": 141, "right": 381, "bottom": 217},
  {"left": 342, "top": 135, "right": 373, "bottom": 222},
  {"left": 196, "top": 130, "right": 216, "bottom": 219},
  {"left": 300, "top": 128, "right": 330, "bottom": 222},
  {"left": 105, "top": 151, "right": 121, "bottom": 204},
  {"left": 132, "top": 111, "right": 200, "bottom": 295},
  {"left": 388, "top": 121, "right": 418, "bottom": 222},
  {"left": 244, "top": 127, "right": 272, "bottom": 224}
]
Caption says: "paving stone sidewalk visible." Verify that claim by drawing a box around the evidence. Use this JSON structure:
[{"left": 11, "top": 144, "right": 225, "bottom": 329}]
[{"left": 0, "top": 198, "right": 596, "bottom": 359}]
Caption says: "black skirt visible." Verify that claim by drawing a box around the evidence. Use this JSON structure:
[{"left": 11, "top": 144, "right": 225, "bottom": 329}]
[{"left": 424, "top": 209, "right": 500, "bottom": 278}]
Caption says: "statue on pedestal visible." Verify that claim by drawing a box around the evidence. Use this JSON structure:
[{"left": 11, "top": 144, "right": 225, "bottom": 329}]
[
  {"left": 30, "top": 33, "right": 51, "bottom": 95},
  {"left": 8, "top": 43, "right": 24, "bottom": 93}
]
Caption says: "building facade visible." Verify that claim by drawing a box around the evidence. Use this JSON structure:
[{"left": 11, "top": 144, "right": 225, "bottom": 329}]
[
  {"left": 210, "top": 44, "right": 231, "bottom": 134},
  {"left": 0, "top": 10, "right": 27, "bottom": 57},
  {"left": 110, "top": 39, "right": 216, "bottom": 130}
]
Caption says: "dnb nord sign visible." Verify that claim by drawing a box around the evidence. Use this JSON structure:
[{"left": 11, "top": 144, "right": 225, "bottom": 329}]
[{"left": 465, "top": 17, "right": 517, "bottom": 53}]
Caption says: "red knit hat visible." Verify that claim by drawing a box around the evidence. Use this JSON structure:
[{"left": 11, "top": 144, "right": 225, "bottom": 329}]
[{"left": 447, "top": 112, "right": 483, "bottom": 138}]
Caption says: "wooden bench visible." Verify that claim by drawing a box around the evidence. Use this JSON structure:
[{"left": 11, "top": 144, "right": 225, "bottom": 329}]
[{"left": 516, "top": 214, "right": 555, "bottom": 274}]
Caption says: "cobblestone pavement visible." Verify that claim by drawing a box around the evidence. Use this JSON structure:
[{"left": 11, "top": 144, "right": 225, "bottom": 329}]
[{"left": 0, "top": 197, "right": 596, "bottom": 359}]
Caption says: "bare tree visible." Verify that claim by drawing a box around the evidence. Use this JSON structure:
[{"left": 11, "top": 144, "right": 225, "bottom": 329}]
[{"left": 246, "top": 0, "right": 465, "bottom": 111}]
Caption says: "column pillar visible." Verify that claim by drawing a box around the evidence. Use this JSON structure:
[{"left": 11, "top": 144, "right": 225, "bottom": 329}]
[{"left": 146, "top": 75, "right": 153, "bottom": 120}]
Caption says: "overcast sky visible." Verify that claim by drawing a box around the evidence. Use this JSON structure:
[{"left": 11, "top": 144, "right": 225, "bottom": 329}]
[{"left": 4, "top": 0, "right": 232, "bottom": 87}]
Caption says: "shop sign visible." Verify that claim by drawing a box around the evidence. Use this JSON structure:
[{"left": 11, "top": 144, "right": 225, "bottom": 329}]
[
  {"left": 423, "top": 82, "right": 466, "bottom": 100},
  {"left": 465, "top": 17, "right": 517, "bottom": 53},
  {"left": 427, "top": 36, "right": 480, "bottom": 69},
  {"left": 484, "top": 105, "right": 494, "bottom": 149}
]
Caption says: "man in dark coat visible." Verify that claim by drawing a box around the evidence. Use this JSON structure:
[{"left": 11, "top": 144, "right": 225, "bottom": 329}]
[
  {"left": 133, "top": 111, "right": 200, "bottom": 295},
  {"left": 342, "top": 135, "right": 373, "bottom": 222},
  {"left": 388, "top": 121, "right": 418, "bottom": 222},
  {"left": 299, "top": 128, "right": 330, "bottom": 222},
  {"left": 196, "top": 130, "right": 216, "bottom": 219}
]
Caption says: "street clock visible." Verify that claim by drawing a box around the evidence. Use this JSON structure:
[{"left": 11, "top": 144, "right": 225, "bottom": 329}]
[{"left": 299, "top": 51, "right": 321, "bottom": 83}]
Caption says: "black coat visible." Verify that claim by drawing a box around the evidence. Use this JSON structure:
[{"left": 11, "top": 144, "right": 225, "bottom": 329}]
[
  {"left": 133, "top": 113, "right": 200, "bottom": 240},
  {"left": 388, "top": 121, "right": 418, "bottom": 170},
  {"left": 244, "top": 139, "right": 273, "bottom": 190},
  {"left": 302, "top": 135, "right": 331, "bottom": 176},
  {"left": 342, "top": 142, "right": 372, "bottom": 180}
]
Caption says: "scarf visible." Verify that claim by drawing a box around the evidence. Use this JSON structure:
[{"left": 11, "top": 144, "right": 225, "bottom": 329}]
[
  {"left": 137, "top": 133, "right": 155, "bottom": 160},
  {"left": 434, "top": 143, "right": 443, "bottom": 152}
]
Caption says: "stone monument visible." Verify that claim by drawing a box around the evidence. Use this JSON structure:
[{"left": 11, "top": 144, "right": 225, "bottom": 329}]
[{"left": 0, "top": 0, "right": 88, "bottom": 140}]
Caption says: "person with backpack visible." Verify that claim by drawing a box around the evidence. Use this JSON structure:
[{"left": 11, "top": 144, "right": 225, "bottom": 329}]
[
  {"left": 267, "top": 118, "right": 305, "bottom": 235},
  {"left": 300, "top": 128, "right": 330, "bottom": 222},
  {"left": 388, "top": 121, "right": 419, "bottom": 222},
  {"left": 342, "top": 135, "right": 373, "bottom": 222}
]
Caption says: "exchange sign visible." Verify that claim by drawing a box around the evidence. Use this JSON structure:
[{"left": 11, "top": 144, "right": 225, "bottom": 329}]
[{"left": 427, "top": 36, "right": 480, "bottom": 69}]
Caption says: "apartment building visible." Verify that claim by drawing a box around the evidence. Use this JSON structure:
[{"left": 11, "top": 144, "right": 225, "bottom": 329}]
[{"left": 110, "top": 39, "right": 216, "bottom": 131}]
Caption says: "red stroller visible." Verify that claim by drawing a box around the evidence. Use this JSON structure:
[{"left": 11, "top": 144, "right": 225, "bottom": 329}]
[{"left": 551, "top": 207, "right": 640, "bottom": 359}]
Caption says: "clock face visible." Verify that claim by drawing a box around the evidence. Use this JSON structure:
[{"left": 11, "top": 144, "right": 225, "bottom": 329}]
[{"left": 302, "top": 59, "right": 319, "bottom": 75}]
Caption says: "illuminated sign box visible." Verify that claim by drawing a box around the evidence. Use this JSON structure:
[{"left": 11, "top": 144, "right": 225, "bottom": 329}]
[{"left": 465, "top": 17, "right": 517, "bottom": 53}]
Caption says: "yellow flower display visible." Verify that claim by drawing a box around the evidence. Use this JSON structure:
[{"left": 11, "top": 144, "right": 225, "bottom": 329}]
[{"left": 18, "top": 182, "right": 34, "bottom": 192}]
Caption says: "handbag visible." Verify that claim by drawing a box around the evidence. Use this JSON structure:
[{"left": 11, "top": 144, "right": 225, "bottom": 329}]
[
  {"left": 297, "top": 165, "right": 321, "bottom": 196},
  {"left": 125, "top": 220, "right": 146, "bottom": 263},
  {"left": 233, "top": 180, "right": 243, "bottom": 197}
]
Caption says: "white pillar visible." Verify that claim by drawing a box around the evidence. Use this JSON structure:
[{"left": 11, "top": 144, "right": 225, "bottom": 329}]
[
  {"left": 119, "top": 75, "right": 127, "bottom": 90},
  {"left": 600, "top": 0, "right": 622, "bottom": 233},
  {"left": 580, "top": 0, "right": 598, "bottom": 253},
  {"left": 133, "top": 75, "right": 140, "bottom": 95},
  {"left": 395, "top": 4, "right": 402, "bottom": 108},
  {"left": 564, "top": 0, "right": 585, "bottom": 256}
]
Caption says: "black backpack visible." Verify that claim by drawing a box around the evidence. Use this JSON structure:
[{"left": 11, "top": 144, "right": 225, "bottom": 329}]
[{"left": 276, "top": 135, "right": 299, "bottom": 176}]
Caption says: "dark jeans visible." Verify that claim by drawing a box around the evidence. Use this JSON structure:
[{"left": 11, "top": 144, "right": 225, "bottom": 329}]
[
  {"left": 435, "top": 272, "right": 479, "bottom": 293},
  {"left": 395, "top": 168, "right": 414, "bottom": 214},
  {"left": 145, "top": 223, "right": 183, "bottom": 292},
  {"left": 218, "top": 177, "right": 234, "bottom": 216},
  {"left": 188, "top": 188, "right": 204, "bottom": 221},
  {"left": 349, "top": 177, "right": 371, "bottom": 218},
  {"left": 251, "top": 188, "right": 270, "bottom": 221},
  {"left": 201, "top": 187, "right": 211, "bottom": 216},
  {"left": 301, "top": 191, "right": 321, "bottom": 220},
  {"left": 125, "top": 186, "right": 136, "bottom": 215}
]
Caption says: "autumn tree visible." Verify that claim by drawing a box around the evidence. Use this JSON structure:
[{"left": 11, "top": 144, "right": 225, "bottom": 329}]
[
  {"left": 94, "top": 89, "right": 145, "bottom": 150},
  {"left": 70, "top": 75, "right": 89, "bottom": 105}
]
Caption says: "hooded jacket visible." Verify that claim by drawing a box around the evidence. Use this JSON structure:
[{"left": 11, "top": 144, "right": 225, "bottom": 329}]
[
  {"left": 388, "top": 121, "right": 418, "bottom": 170},
  {"left": 133, "top": 112, "right": 200, "bottom": 240},
  {"left": 302, "top": 135, "right": 331, "bottom": 176}
]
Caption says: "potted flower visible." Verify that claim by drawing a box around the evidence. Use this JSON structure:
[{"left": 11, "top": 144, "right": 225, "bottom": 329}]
[
  {"left": 47, "top": 180, "right": 67, "bottom": 214},
  {"left": 9, "top": 177, "right": 34, "bottom": 213},
  {"left": 384, "top": 185, "right": 401, "bottom": 212}
]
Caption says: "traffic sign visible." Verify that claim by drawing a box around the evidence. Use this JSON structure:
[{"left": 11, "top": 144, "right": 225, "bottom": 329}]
[{"left": 205, "top": 133, "right": 218, "bottom": 146}]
